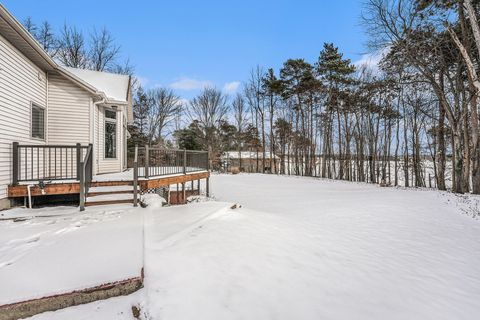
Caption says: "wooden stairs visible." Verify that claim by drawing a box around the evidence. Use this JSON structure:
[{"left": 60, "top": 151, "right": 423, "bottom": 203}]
[{"left": 85, "top": 181, "right": 137, "bottom": 207}]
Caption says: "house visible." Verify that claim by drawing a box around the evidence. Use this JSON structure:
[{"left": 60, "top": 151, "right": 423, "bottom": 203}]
[
  {"left": 221, "top": 151, "right": 280, "bottom": 173},
  {"left": 0, "top": 5, "right": 132, "bottom": 209}
]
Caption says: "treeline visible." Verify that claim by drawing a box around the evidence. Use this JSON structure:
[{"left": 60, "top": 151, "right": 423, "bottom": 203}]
[
  {"left": 169, "top": 0, "right": 480, "bottom": 195},
  {"left": 22, "top": 17, "right": 132, "bottom": 74},
  {"left": 361, "top": 0, "right": 480, "bottom": 194},
  {"left": 55, "top": 0, "right": 477, "bottom": 195}
]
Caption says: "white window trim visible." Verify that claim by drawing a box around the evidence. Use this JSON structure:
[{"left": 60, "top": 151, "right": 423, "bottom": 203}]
[{"left": 104, "top": 108, "right": 118, "bottom": 160}]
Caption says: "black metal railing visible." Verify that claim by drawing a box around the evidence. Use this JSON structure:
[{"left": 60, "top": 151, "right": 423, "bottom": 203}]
[
  {"left": 79, "top": 144, "right": 93, "bottom": 211},
  {"left": 12, "top": 142, "right": 89, "bottom": 184},
  {"left": 128, "top": 146, "right": 208, "bottom": 178}
]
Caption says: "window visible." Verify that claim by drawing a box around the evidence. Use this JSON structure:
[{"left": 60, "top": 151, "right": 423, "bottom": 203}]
[
  {"left": 105, "top": 109, "right": 117, "bottom": 158},
  {"left": 31, "top": 104, "right": 45, "bottom": 139}
]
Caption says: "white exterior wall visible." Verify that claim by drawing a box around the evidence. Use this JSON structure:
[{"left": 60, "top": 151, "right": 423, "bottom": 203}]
[
  {"left": 47, "top": 73, "right": 92, "bottom": 145},
  {"left": 0, "top": 34, "right": 47, "bottom": 207}
]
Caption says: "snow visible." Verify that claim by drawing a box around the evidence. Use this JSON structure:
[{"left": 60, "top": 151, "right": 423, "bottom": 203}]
[
  {"left": 221, "top": 151, "right": 279, "bottom": 159},
  {"left": 88, "top": 185, "right": 137, "bottom": 193},
  {"left": 3, "top": 174, "right": 480, "bottom": 319},
  {"left": 86, "top": 193, "right": 133, "bottom": 202},
  {"left": 0, "top": 204, "right": 143, "bottom": 305},
  {"left": 142, "top": 174, "right": 480, "bottom": 320},
  {"left": 62, "top": 67, "right": 130, "bottom": 103}
]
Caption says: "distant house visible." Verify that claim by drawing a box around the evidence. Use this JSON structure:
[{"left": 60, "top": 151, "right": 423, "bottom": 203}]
[
  {"left": 0, "top": 5, "right": 132, "bottom": 209},
  {"left": 221, "top": 151, "right": 280, "bottom": 173}
]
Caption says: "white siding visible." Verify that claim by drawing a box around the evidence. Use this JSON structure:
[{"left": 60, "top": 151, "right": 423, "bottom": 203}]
[
  {"left": 47, "top": 73, "right": 91, "bottom": 145},
  {"left": 0, "top": 34, "right": 47, "bottom": 205}
]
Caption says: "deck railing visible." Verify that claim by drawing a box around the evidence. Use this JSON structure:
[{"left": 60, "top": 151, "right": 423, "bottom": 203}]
[
  {"left": 12, "top": 142, "right": 90, "bottom": 184},
  {"left": 128, "top": 146, "right": 209, "bottom": 178}
]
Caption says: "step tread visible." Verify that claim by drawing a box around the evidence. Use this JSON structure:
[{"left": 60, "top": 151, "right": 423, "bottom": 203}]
[
  {"left": 86, "top": 193, "right": 134, "bottom": 202},
  {"left": 85, "top": 199, "right": 134, "bottom": 207},
  {"left": 89, "top": 185, "right": 137, "bottom": 193},
  {"left": 87, "top": 190, "right": 134, "bottom": 197}
]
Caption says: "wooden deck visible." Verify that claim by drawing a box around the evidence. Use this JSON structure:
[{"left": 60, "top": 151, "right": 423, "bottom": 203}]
[{"left": 8, "top": 170, "right": 210, "bottom": 198}]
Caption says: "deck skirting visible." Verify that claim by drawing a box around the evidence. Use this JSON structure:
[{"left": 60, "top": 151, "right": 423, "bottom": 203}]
[{"left": 8, "top": 171, "right": 210, "bottom": 198}]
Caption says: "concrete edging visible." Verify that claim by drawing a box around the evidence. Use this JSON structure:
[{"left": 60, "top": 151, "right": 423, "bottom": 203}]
[{"left": 0, "top": 270, "right": 143, "bottom": 320}]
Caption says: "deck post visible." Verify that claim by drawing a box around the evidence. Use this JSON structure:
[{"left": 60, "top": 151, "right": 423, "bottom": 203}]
[
  {"left": 206, "top": 151, "right": 210, "bottom": 197},
  {"left": 207, "top": 151, "right": 210, "bottom": 172},
  {"left": 176, "top": 183, "right": 179, "bottom": 203},
  {"left": 79, "top": 162, "right": 85, "bottom": 211},
  {"left": 133, "top": 145, "right": 139, "bottom": 207},
  {"left": 182, "top": 182, "right": 186, "bottom": 204},
  {"left": 206, "top": 177, "right": 210, "bottom": 197},
  {"left": 76, "top": 143, "right": 81, "bottom": 180},
  {"left": 12, "top": 142, "right": 19, "bottom": 185},
  {"left": 145, "top": 145, "right": 149, "bottom": 179},
  {"left": 183, "top": 149, "right": 187, "bottom": 174}
]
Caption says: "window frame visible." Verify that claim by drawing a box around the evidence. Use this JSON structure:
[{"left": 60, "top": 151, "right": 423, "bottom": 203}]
[
  {"left": 30, "top": 102, "right": 46, "bottom": 141},
  {"left": 104, "top": 108, "right": 118, "bottom": 159}
]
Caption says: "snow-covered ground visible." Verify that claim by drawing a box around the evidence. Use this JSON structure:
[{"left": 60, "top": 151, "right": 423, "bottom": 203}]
[
  {"left": 0, "top": 204, "right": 143, "bottom": 305},
  {"left": 2, "top": 174, "right": 480, "bottom": 319}
]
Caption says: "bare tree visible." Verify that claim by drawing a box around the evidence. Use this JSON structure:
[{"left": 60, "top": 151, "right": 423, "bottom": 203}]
[
  {"left": 23, "top": 17, "right": 36, "bottom": 34},
  {"left": 232, "top": 93, "right": 249, "bottom": 168},
  {"left": 147, "top": 88, "right": 183, "bottom": 144},
  {"left": 36, "top": 21, "right": 58, "bottom": 57},
  {"left": 188, "top": 87, "right": 230, "bottom": 163},
  {"left": 245, "top": 66, "right": 266, "bottom": 172},
  {"left": 57, "top": 24, "right": 88, "bottom": 68},
  {"left": 89, "top": 27, "right": 121, "bottom": 71}
]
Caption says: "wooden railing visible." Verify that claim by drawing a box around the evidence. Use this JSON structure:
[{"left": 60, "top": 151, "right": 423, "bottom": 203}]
[
  {"left": 79, "top": 144, "right": 93, "bottom": 211},
  {"left": 12, "top": 142, "right": 89, "bottom": 184},
  {"left": 128, "top": 146, "right": 209, "bottom": 178}
]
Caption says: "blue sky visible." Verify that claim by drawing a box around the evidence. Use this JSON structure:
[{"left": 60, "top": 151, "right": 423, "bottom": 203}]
[{"left": 3, "top": 0, "right": 370, "bottom": 99}]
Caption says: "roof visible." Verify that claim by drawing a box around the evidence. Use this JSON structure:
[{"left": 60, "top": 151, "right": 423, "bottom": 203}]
[
  {"left": 61, "top": 67, "right": 131, "bottom": 104},
  {"left": 0, "top": 4, "right": 56, "bottom": 71},
  {"left": 222, "top": 151, "right": 280, "bottom": 160}
]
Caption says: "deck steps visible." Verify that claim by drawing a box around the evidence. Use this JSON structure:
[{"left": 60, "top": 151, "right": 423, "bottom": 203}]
[{"left": 85, "top": 185, "right": 136, "bottom": 207}]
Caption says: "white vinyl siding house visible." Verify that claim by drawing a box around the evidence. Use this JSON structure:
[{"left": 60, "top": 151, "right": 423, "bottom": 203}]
[
  {"left": 0, "top": 32, "right": 47, "bottom": 207},
  {"left": 0, "top": 5, "right": 132, "bottom": 209}
]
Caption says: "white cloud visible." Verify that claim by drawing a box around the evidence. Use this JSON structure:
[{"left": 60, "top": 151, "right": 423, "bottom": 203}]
[
  {"left": 179, "top": 98, "right": 190, "bottom": 106},
  {"left": 169, "top": 77, "right": 213, "bottom": 90},
  {"left": 354, "top": 52, "right": 382, "bottom": 71},
  {"left": 353, "top": 47, "right": 389, "bottom": 73},
  {"left": 136, "top": 75, "right": 150, "bottom": 87},
  {"left": 223, "top": 81, "right": 241, "bottom": 94}
]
